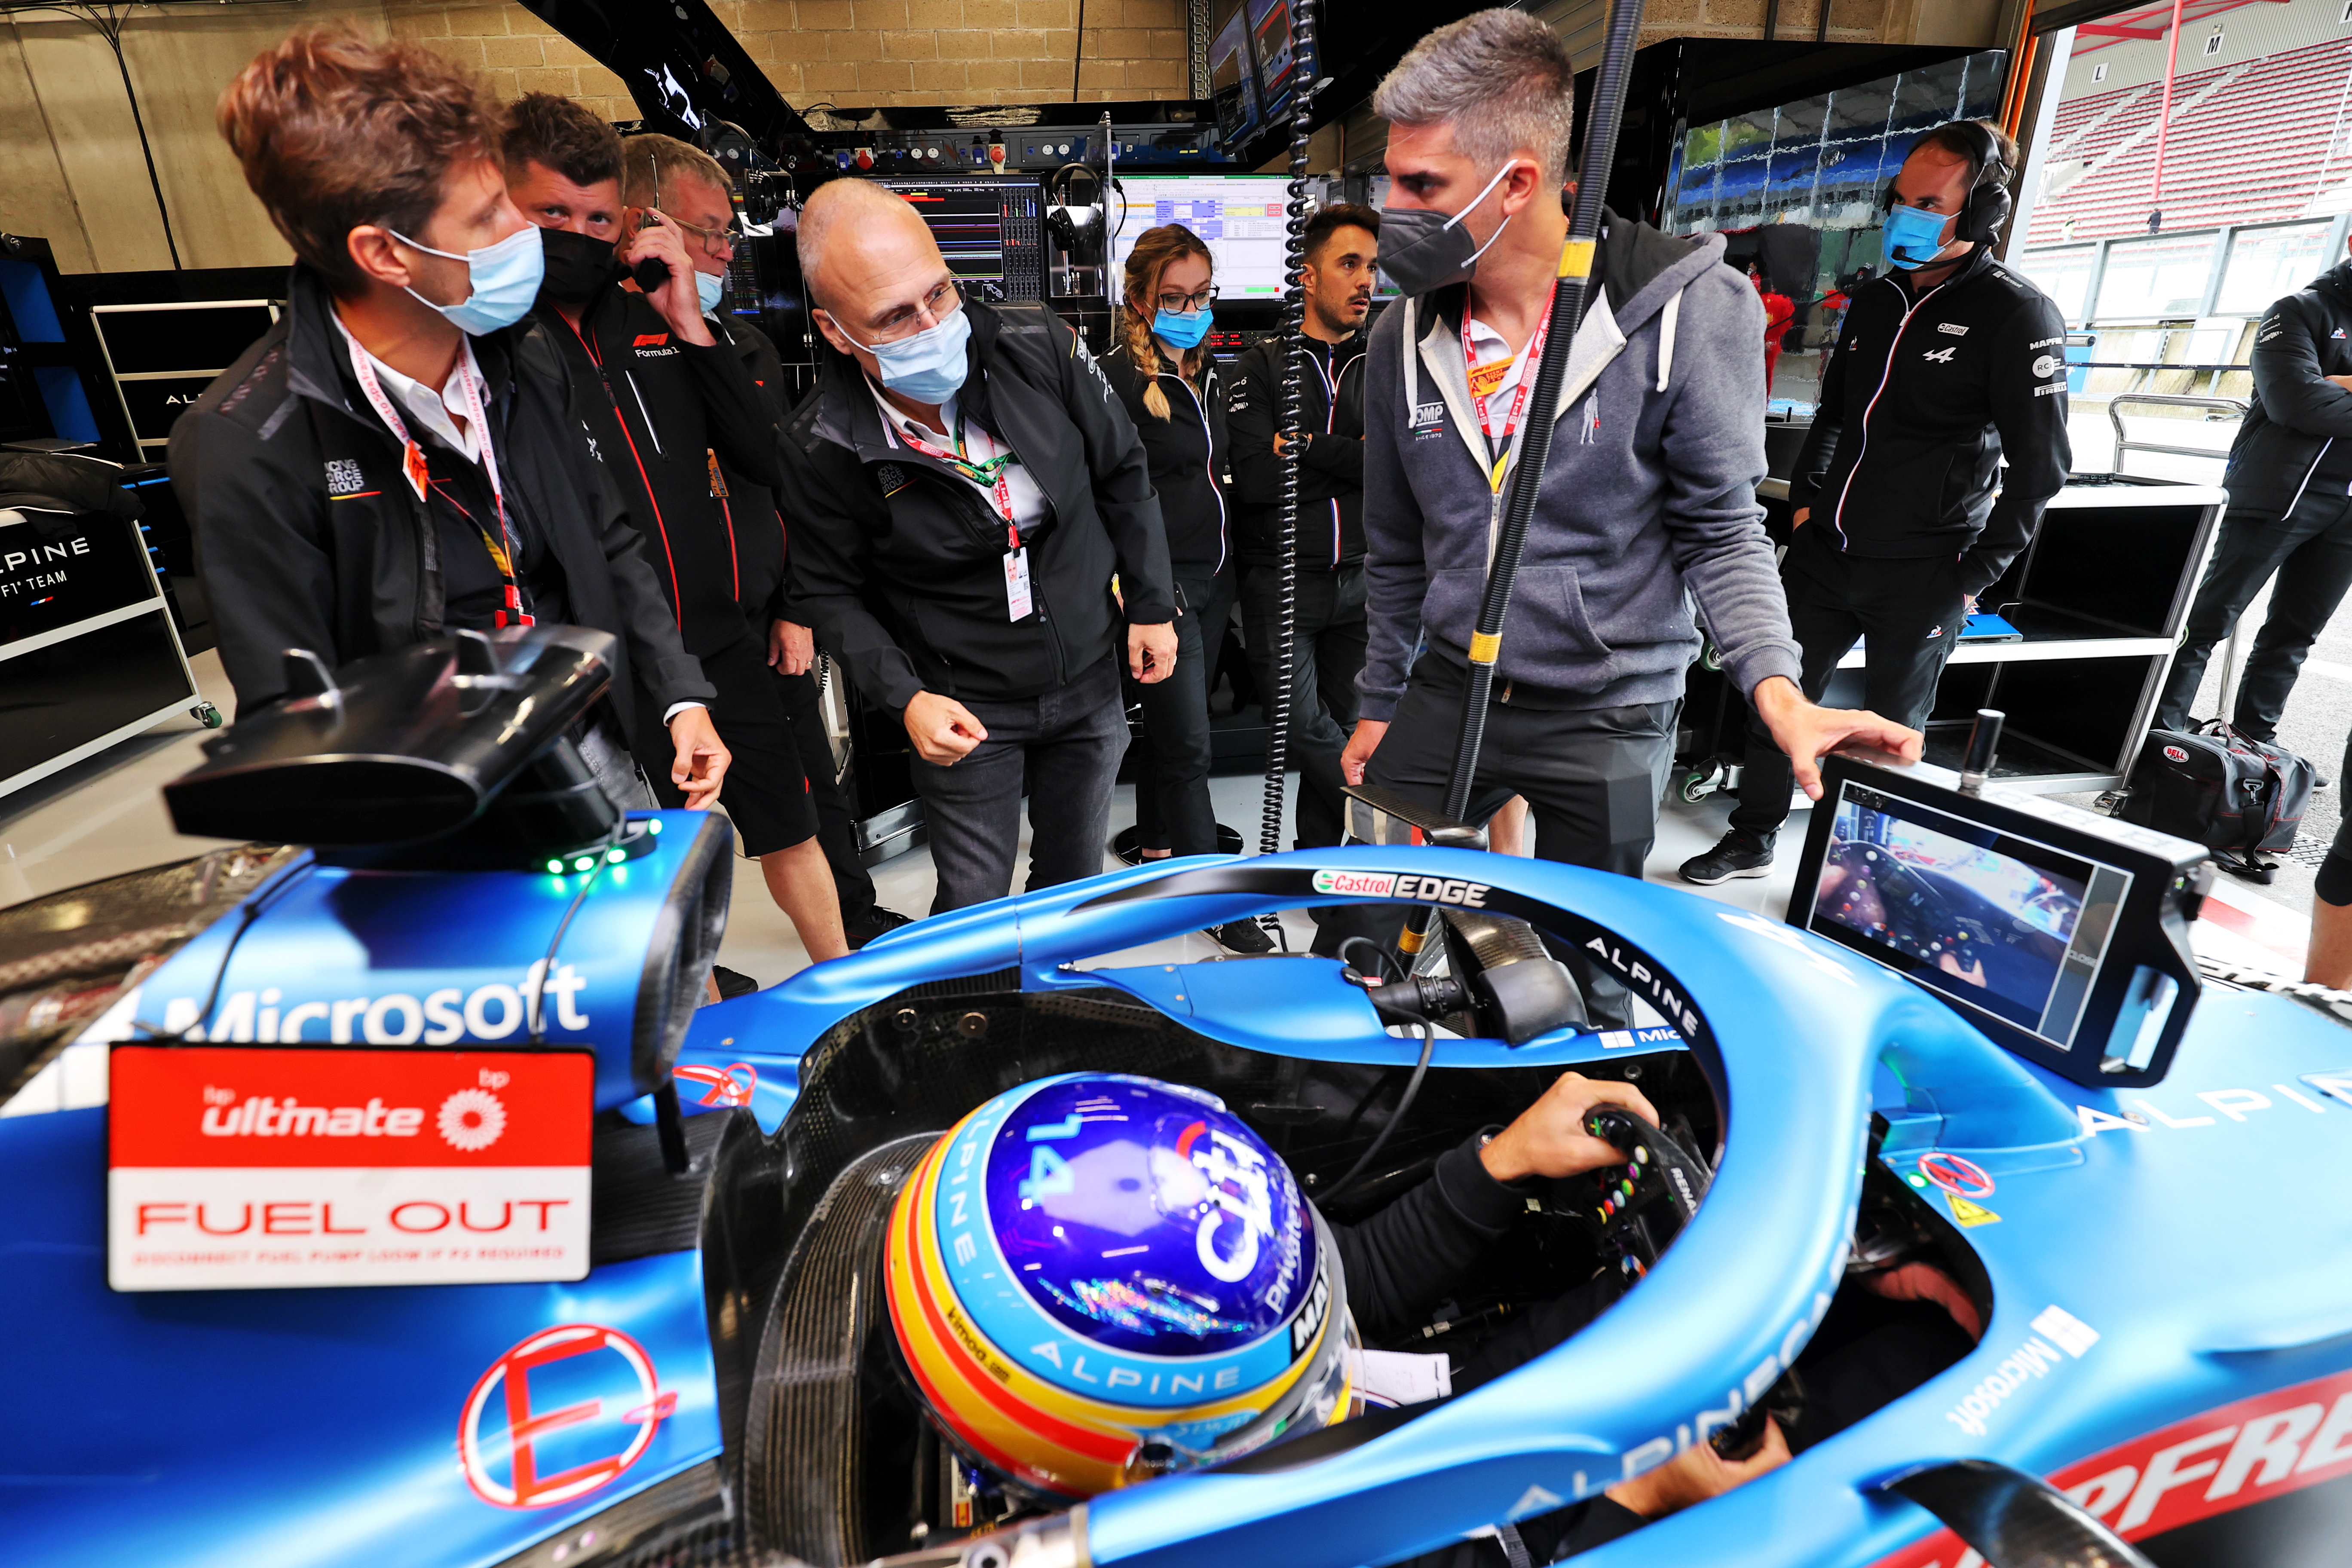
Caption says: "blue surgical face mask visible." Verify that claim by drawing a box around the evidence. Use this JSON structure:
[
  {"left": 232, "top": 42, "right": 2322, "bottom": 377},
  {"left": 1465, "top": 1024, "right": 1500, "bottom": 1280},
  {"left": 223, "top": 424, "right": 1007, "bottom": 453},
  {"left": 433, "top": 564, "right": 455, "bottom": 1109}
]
[
  {"left": 1881, "top": 203, "right": 1954, "bottom": 271},
  {"left": 1153, "top": 306, "right": 1213, "bottom": 351},
  {"left": 696, "top": 270, "right": 726, "bottom": 315},
  {"left": 392, "top": 224, "right": 545, "bottom": 335},
  {"left": 844, "top": 306, "right": 971, "bottom": 404}
]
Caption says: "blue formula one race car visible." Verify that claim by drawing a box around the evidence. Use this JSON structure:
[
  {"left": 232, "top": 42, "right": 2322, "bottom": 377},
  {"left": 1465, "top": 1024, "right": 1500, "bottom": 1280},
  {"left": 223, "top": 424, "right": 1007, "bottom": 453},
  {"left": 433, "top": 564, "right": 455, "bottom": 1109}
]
[{"left": 6, "top": 625, "right": 2352, "bottom": 1568}]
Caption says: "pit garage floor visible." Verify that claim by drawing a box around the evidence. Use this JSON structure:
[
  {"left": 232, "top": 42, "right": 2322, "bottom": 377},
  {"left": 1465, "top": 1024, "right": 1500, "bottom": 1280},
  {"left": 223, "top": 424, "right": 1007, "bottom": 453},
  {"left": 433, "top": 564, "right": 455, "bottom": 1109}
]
[{"left": 0, "top": 649, "right": 2310, "bottom": 997}]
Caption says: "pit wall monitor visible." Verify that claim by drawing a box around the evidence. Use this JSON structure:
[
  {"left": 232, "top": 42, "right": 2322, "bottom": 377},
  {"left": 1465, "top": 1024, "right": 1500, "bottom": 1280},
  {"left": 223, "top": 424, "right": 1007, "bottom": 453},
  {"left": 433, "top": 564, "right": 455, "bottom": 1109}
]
[
  {"left": 1209, "top": 6, "right": 1261, "bottom": 145},
  {"left": 869, "top": 176, "right": 1046, "bottom": 303},
  {"left": 1785, "top": 753, "right": 2210, "bottom": 1090},
  {"left": 1109, "top": 175, "right": 1292, "bottom": 307},
  {"left": 1247, "top": 0, "right": 1296, "bottom": 118}
]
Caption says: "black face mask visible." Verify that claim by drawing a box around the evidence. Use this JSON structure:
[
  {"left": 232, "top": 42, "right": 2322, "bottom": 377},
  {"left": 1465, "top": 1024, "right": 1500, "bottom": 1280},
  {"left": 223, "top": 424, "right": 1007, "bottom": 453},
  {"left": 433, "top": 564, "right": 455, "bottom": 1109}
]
[{"left": 537, "top": 227, "right": 620, "bottom": 306}]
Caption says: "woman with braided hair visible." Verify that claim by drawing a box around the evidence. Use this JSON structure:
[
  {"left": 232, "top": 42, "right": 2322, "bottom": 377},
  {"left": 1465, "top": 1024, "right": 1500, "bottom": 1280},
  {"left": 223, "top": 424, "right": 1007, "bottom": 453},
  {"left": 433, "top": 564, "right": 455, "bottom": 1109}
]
[{"left": 1099, "top": 225, "right": 1267, "bottom": 954}]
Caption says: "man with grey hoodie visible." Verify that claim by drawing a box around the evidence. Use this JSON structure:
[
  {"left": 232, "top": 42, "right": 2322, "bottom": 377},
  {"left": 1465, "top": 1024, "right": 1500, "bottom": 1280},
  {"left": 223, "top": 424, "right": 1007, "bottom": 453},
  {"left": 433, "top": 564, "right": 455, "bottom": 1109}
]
[{"left": 1340, "top": 10, "right": 1917, "bottom": 896}]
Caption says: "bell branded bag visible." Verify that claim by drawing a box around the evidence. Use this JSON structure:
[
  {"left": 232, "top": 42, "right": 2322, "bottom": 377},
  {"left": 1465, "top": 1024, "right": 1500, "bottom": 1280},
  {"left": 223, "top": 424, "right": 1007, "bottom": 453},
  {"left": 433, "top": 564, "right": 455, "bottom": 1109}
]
[{"left": 2118, "top": 720, "right": 2315, "bottom": 883}]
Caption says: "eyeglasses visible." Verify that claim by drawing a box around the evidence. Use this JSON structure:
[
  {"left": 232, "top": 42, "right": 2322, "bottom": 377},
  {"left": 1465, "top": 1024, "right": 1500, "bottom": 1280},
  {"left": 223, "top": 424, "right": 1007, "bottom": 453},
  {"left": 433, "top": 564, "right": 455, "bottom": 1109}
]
[
  {"left": 1154, "top": 284, "right": 1219, "bottom": 313},
  {"left": 667, "top": 213, "right": 743, "bottom": 257},
  {"left": 867, "top": 277, "right": 965, "bottom": 343}
]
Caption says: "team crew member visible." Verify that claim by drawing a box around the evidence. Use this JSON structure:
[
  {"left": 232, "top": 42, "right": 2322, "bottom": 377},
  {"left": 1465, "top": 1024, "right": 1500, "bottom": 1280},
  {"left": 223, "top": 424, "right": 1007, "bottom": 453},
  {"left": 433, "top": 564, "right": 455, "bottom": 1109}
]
[
  {"left": 1100, "top": 224, "right": 1268, "bottom": 955},
  {"left": 1227, "top": 203, "right": 1378, "bottom": 850},
  {"left": 629, "top": 135, "right": 912, "bottom": 952},
  {"left": 2156, "top": 233, "right": 2352, "bottom": 741},
  {"left": 1686, "top": 120, "right": 2070, "bottom": 887},
  {"left": 172, "top": 31, "right": 726, "bottom": 811},
  {"left": 782, "top": 178, "right": 1180, "bottom": 913},
  {"left": 507, "top": 100, "right": 846, "bottom": 963},
  {"left": 1343, "top": 12, "right": 1910, "bottom": 957}
]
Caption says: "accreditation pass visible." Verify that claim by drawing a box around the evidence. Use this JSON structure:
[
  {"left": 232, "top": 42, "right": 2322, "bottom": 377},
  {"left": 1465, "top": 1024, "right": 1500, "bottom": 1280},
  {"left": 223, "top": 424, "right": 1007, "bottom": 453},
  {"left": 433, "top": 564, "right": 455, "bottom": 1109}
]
[{"left": 1004, "top": 525, "right": 1033, "bottom": 621}]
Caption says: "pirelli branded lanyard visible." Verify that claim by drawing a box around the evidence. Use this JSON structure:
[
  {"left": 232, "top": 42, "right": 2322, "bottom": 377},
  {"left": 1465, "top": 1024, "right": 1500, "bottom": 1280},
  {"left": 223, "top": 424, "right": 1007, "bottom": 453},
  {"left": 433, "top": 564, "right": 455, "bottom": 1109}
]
[
  {"left": 894, "top": 408, "right": 1034, "bottom": 622},
  {"left": 344, "top": 334, "right": 534, "bottom": 628}
]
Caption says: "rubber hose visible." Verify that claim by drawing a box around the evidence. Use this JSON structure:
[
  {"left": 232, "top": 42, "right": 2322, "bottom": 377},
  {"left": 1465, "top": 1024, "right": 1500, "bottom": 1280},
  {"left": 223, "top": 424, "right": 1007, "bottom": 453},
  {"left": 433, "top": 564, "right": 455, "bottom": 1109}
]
[{"left": 1257, "top": 0, "right": 1317, "bottom": 919}]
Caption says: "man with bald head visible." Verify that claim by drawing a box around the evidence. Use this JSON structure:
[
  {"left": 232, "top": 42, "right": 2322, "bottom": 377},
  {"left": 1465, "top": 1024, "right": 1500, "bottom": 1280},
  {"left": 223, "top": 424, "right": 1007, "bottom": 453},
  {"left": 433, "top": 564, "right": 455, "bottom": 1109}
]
[{"left": 781, "top": 177, "right": 1178, "bottom": 913}]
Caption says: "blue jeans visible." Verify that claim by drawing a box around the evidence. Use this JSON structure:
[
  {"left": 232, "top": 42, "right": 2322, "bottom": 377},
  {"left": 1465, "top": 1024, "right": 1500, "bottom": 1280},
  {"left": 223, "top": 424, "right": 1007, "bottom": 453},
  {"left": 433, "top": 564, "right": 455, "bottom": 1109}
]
[{"left": 910, "top": 655, "right": 1127, "bottom": 914}]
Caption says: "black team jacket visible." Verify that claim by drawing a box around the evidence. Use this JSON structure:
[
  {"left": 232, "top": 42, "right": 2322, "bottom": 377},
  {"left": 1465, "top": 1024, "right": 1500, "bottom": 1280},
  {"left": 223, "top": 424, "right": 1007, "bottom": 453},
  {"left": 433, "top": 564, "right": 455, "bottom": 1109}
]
[
  {"left": 1788, "top": 244, "right": 2070, "bottom": 595},
  {"left": 1098, "top": 339, "right": 1231, "bottom": 580},
  {"left": 780, "top": 301, "right": 1176, "bottom": 715},
  {"left": 1226, "top": 330, "right": 1369, "bottom": 571},
  {"left": 167, "top": 265, "right": 713, "bottom": 741},
  {"left": 2220, "top": 257, "right": 2352, "bottom": 517},
  {"left": 707, "top": 310, "right": 799, "bottom": 628},
  {"left": 535, "top": 282, "right": 784, "bottom": 657}
]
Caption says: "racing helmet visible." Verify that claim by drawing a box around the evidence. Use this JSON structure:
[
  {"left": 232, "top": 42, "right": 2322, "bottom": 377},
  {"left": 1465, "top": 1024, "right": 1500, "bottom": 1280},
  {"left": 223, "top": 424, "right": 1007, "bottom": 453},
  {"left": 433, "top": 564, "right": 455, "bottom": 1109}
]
[{"left": 883, "top": 1072, "right": 1353, "bottom": 1499}]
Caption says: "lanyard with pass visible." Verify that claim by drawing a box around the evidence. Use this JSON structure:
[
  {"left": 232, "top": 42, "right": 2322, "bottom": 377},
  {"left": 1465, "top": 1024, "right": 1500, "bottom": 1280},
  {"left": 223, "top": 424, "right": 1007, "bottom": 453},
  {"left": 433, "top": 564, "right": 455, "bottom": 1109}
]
[
  {"left": 896, "top": 408, "right": 1031, "bottom": 620},
  {"left": 345, "top": 337, "right": 534, "bottom": 628},
  {"left": 1464, "top": 307, "right": 1553, "bottom": 495}
]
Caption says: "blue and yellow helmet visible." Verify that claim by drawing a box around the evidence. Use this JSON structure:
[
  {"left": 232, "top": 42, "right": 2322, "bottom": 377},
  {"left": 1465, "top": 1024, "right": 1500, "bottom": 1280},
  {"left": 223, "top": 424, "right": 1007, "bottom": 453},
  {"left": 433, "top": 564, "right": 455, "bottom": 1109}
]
[{"left": 884, "top": 1072, "right": 1354, "bottom": 1498}]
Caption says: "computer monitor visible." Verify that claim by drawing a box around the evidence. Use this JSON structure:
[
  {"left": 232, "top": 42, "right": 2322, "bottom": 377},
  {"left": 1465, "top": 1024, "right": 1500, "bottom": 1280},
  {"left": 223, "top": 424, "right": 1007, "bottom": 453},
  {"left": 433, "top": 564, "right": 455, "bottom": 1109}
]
[
  {"left": 1248, "top": 0, "right": 1295, "bottom": 115},
  {"left": 869, "top": 176, "right": 1047, "bottom": 302},
  {"left": 1786, "top": 753, "right": 2208, "bottom": 1089},
  {"left": 1208, "top": 7, "right": 1261, "bottom": 145},
  {"left": 1111, "top": 175, "right": 1293, "bottom": 306}
]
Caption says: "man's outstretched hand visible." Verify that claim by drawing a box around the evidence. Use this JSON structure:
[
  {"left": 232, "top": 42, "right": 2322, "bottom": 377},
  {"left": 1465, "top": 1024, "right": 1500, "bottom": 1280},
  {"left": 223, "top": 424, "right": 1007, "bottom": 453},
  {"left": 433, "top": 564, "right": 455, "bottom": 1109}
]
[
  {"left": 1479, "top": 1071, "right": 1661, "bottom": 1184},
  {"left": 1753, "top": 675, "right": 1921, "bottom": 800}
]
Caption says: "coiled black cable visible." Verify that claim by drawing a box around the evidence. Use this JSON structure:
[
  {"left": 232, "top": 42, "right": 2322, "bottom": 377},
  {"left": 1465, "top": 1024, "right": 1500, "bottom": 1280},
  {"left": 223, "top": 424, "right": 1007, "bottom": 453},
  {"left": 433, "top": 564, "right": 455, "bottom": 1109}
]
[{"left": 1257, "top": 0, "right": 1317, "bottom": 912}]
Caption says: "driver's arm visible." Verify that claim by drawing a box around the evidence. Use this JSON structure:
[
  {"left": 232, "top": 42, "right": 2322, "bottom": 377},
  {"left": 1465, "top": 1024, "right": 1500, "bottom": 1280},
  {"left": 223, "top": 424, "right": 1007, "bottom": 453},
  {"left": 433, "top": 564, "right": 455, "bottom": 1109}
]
[{"left": 1330, "top": 1074, "right": 1659, "bottom": 1343}]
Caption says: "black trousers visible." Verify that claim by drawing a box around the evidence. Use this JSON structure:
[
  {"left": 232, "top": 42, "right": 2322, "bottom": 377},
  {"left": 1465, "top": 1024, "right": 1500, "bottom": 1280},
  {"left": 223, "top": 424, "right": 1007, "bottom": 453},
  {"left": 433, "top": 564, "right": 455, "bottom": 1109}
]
[
  {"left": 772, "top": 663, "right": 880, "bottom": 928},
  {"left": 1129, "top": 569, "right": 1237, "bottom": 856},
  {"left": 637, "top": 631, "right": 819, "bottom": 856},
  {"left": 2156, "top": 490, "right": 2352, "bottom": 740},
  {"left": 1730, "top": 528, "right": 1965, "bottom": 839},
  {"left": 1240, "top": 562, "right": 1368, "bottom": 848},
  {"left": 1311, "top": 652, "right": 1678, "bottom": 1027}
]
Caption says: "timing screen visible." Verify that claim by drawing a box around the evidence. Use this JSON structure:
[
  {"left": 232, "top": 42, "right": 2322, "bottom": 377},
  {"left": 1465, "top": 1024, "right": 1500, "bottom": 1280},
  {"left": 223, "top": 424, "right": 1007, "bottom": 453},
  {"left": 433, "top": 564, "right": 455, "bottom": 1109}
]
[
  {"left": 1112, "top": 176, "right": 1294, "bottom": 301},
  {"left": 1806, "top": 785, "right": 2131, "bottom": 1045},
  {"left": 887, "top": 183, "right": 1011, "bottom": 284}
]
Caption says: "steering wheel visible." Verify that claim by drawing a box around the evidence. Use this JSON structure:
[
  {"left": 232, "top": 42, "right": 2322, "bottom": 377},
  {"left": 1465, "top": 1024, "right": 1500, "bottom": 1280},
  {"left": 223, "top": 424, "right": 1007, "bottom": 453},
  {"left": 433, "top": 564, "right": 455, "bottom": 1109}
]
[{"left": 1574, "top": 1108, "right": 1715, "bottom": 1279}]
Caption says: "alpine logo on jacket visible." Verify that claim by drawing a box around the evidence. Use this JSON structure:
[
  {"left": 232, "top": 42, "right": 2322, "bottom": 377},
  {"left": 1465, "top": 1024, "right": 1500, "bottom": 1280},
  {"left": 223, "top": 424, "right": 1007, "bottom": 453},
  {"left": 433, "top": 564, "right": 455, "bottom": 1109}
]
[{"left": 1921, "top": 346, "right": 1958, "bottom": 364}]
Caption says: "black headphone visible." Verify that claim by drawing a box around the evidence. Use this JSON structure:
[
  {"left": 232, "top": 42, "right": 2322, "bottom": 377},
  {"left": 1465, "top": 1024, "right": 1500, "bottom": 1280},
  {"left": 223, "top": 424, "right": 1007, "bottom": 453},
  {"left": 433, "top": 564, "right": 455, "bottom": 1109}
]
[{"left": 1882, "top": 120, "right": 2013, "bottom": 244}]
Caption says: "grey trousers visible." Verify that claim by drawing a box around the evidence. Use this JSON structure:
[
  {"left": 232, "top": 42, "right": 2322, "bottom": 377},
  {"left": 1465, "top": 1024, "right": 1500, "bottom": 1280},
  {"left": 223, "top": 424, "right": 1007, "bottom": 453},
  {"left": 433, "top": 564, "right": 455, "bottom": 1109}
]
[{"left": 910, "top": 655, "right": 1128, "bottom": 914}]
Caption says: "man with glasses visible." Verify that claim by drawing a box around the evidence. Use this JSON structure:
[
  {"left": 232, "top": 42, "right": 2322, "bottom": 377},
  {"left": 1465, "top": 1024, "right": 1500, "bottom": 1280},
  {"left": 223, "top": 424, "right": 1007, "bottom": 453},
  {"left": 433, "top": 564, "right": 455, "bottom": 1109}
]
[
  {"left": 624, "top": 135, "right": 914, "bottom": 953},
  {"left": 507, "top": 99, "right": 849, "bottom": 966},
  {"left": 781, "top": 176, "right": 1180, "bottom": 913}
]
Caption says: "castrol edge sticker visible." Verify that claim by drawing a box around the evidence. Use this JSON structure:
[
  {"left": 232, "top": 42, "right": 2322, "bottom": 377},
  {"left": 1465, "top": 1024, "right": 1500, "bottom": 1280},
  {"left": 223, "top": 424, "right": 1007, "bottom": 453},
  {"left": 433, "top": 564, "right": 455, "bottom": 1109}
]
[{"left": 107, "top": 1046, "right": 592, "bottom": 1291}]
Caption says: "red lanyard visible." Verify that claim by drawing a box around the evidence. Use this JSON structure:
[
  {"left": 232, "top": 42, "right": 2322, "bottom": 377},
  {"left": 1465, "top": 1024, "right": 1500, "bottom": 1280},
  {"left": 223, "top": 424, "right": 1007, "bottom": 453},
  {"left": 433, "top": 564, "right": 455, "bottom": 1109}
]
[
  {"left": 1463, "top": 309, "right": 1552, "bottom": 493},
  {"left": 892, "top": 406, "right": 1019, "bottom": 531},
  {"left": 344, "top": 335, "right": 533, "bottom": 628}
]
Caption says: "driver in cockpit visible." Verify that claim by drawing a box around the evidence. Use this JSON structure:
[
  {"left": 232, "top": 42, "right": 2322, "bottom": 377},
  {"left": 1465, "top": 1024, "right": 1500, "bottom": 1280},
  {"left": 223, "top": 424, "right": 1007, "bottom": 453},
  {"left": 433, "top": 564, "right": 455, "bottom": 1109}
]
[{"left": 883, "top": 1071, "right": 1981, "bottom": 1564}]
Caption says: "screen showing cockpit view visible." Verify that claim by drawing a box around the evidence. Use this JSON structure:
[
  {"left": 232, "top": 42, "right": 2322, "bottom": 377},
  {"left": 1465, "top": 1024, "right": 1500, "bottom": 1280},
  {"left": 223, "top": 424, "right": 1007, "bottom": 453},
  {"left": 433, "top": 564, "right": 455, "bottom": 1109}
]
[{"left": 1806, "top": 785, "right": 2132, "bottom": 1044}]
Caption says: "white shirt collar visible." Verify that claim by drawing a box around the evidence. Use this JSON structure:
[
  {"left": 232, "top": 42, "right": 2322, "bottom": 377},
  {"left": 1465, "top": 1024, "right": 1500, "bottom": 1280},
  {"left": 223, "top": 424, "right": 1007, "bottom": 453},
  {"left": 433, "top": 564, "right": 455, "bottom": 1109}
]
[{"left": 329, "top": 308, "right": 483, "bottom": 465}]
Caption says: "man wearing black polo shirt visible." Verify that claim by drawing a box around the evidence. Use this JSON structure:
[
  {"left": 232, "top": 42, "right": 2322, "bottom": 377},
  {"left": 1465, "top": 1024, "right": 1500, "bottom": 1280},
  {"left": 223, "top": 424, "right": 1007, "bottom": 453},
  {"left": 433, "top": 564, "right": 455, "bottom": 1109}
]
[{"left": 505, "top": 95, "right": 846, "bottom": 962}]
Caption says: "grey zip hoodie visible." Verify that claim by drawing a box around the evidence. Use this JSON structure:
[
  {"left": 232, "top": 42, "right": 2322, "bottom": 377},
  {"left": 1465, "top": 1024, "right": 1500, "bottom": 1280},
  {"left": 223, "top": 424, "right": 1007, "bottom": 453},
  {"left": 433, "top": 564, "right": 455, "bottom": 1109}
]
[{"left": 1359, "top": 212, "right": 1801, "bottom": 720}]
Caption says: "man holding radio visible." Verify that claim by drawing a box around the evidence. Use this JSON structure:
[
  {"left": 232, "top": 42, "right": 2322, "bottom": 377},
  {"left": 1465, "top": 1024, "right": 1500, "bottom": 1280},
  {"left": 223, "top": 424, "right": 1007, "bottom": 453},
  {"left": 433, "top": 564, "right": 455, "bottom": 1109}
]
[{"left": 1682, "top": 119, "right": 2072, "bottom": 886}]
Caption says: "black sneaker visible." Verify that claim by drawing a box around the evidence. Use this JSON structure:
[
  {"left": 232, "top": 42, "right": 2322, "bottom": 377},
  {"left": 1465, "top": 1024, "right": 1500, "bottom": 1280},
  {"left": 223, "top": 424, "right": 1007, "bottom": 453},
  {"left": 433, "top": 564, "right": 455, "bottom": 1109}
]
[
  {"left": 1679, "top": 830, "right": 1775, "bottom": 886},
  {"left": 1208, "top": 919, "right": 1277, "bottom": 955},
  {"left": 844, "top": 907, "right": 913, "bottom": 950}
]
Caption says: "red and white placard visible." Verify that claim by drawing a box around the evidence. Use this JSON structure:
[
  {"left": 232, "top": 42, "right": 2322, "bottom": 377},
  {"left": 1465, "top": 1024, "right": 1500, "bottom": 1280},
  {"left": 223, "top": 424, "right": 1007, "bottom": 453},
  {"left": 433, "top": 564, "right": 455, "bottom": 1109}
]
[{"left": 108, "top": 1046, "right": 593, "bottom": 1291}]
